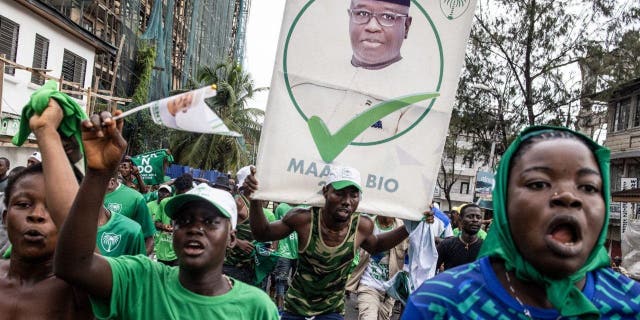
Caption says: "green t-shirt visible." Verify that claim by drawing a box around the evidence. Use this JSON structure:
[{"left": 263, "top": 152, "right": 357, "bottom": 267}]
[
  {"left": 274, "top": 203, "right": 298, "bottom": 260},
  {"left": 151, "top": 197, "right": 176, "bottom": 261},
  {"left": 143, "top": 190, "right": 158, "bottom": 203},
  {"left": 97, "top": 212, "right": 146, "bottom": 257},
  {"left": 90, "top": 255, "right": 279, "bottom": 319},
  {"left": 453, "top": 227, "right": 488, "bottom": 240},
  {"left": 104, "top": 183, "right": 156, "bottom": 238}
]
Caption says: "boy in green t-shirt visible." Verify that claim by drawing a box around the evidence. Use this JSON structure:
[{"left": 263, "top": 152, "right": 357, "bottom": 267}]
[
  {"left": 53, "top": 112, "right": 279, "bottom": 320},
  {"left": 147, "top": 185, "right": 176, "bottom": 265}
]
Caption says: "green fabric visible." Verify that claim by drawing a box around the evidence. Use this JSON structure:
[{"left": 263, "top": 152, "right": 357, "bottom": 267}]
[
  {"left": 478, "top": 125, "right": 611, "bottom": 319},
  {"left": 453, "top": 227, "right": 487, "bottom": 240},
  {"left": 143, "top": 190, "right": 158, "bottom": 203},
  {"left": 224, "top": 195, "right": 257, "bottom": 269},
  {"left": 253, "top": 208, "right": 278, "bottom": 285},
  {"left": 131, "top": 149, "right": 172, "bottom": 185},
  {"left": 12, "top": 81, "right": 87, "bottom": 156},
  {"left": 104, "top": 184, "right": 156, "bottom": 238},
  {"left": 274, "top": 203, "right": 292, "bottom": 220},
  {"left": 273, "top": 203, "right": 299, "bottom": 260},
  {"left": 149, "top": 197, "right": 176, "bottom": 261},
  {"left": 97, "top": 213, "right": 146, "bottom": 257},
  {"left": 90, "top": 255, "right": 279, "bottom": 319},
  {"left": 285, "top": 208, "right": 359, "bottom": 316}
]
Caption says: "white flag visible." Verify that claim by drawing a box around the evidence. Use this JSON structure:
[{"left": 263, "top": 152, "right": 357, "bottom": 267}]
[{"left": 148, "top": 86, "right": 240, "bottom": 136}]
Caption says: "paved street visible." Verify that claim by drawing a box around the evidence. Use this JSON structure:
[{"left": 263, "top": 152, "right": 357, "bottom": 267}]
[{"left": 344, "top": 293, "right": 402, "bottom": 320}]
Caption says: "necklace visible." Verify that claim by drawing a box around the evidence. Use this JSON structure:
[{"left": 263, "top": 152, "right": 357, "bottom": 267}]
[
  {"left": 505, "top": 270, "right": 532, "bottom": 318},
  {"left": 458, "top": 235, "right": 479, "bottom": 250}
]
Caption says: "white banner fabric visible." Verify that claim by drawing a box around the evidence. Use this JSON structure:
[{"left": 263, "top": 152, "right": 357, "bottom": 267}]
[{"left": 254, "top": 0, "right": 477, "bottom": 220}]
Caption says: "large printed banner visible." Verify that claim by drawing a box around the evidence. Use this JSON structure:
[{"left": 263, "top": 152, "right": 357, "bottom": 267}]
[{"left": 254, "top": 0, "right": 477, "bottom": 219}]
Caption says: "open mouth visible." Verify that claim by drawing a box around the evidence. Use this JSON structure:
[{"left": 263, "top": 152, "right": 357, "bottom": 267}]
[
  {"left": 544, "top": 215, "right": 583, "bottom": 257},
  {"left": 23, "top": 229, "right": 45, "bottom": 242},
  {"left": 183, "top": 240, "right": 205, "bottom": 256}
]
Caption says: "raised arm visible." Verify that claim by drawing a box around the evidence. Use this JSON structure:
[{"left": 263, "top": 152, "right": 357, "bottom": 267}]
[
  {"left": 359, "top": 216, "right": 409, "bottom": 255},
  {"left": 131, "top": 165, "right": 149, "bottom": 193},
  {"left": 29, "top": 99, "right": 79, "bottom": 227},
  {"left": 54, "top": 111, "right": 127, "bottom": 300},
  {"left": 242, "top": 167, "right": 295, "bottom": 242}
]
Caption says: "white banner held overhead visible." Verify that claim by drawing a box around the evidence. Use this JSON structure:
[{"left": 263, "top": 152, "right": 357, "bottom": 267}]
[{"left": 254, "top": 0, "right": 477, "bottom": 220}]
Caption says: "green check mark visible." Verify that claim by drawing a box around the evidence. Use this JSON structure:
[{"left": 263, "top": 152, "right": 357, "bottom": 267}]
[{"left": 308, "top": 92, "right": 440, "bottom": 163}]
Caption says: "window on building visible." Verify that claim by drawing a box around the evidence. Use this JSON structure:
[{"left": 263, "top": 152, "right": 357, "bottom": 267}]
[
  {"left": 614, "top": 99, "right": 631, "bottom": 132},
  {"left": 634, "top": 98, "right": 640, "bottom": 127},
  {"left": 0, "top": 15, "right": 19, "bottom": 75},
  {"left": 61, "top": 49, "right": 86, "bottom": 99},
  {"left": 31, "top": 34, "right": 49, "bottom": 85},
  {"left": 460, "top": 182, "right": 470, "bottom": 194}
]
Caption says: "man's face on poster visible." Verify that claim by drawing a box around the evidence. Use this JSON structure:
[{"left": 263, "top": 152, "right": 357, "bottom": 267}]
[{"left": 349, "top": 0, "right": 412, "bottom": 69}]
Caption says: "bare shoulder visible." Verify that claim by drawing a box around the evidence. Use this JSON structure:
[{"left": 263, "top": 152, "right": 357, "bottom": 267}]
[
  {"left": 358, "top": 214, "right": 375, "bottom": 234},
  {"left": 282, "top": 206, "right": 312, "bottom": 228}
]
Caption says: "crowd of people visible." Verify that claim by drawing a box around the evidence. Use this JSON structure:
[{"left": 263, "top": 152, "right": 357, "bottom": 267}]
[
  {"left": 0, "top": 0, "right": 639, "bottom": 317},
  {"left": 1, "top": 93, "right": 639, "bottom": 319}
]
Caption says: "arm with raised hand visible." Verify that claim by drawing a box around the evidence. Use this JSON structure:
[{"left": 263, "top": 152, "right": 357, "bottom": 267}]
[
  {"left": 243, "top": 167, "right": 294, "bottom": 242},
  {"left": 29, "top": 98, "right": 79, "bottom": 228},
  {"left": 54, "top": 111, "right": 127, "bottom": 300}
]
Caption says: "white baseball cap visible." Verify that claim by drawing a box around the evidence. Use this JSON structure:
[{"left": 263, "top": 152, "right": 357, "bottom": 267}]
[
  {"left": 158, "top": 184, "right": 172, "bottom": 194},
  {"left": 164, "top": 183, "right": 238, "bottom": 229},
  {"left": 236, "top": 166, "right": 252, "bottom": 188},
  {"left": 29, "top": 151, "right": 42, "bottom": 162},
  {"left": 326, "top": 166, "right": 362, "bottom": 192}
]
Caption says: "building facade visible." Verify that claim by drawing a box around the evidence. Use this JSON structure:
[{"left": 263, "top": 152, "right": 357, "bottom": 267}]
[
  {"left": 603, "top": 77, "right": 640, "bottom": 258},
  {"left": 0, "top": 0, "right": 250, "bottom": 165}
]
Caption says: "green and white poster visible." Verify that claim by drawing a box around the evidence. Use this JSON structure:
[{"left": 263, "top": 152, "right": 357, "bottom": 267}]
[
  {"left": 254, "top": 0, "right": 476, "bottom": 220},
  {"left": 131, "top": 149, "right": 173, "bottom": 185}
]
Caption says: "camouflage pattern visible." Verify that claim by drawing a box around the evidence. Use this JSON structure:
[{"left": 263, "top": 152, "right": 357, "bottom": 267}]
[
  {"left": 284, "top": 207, "right": 360, "bottom": 316},
  {"left": 224, "top": 195, "right": 255, "bottom": 268}
]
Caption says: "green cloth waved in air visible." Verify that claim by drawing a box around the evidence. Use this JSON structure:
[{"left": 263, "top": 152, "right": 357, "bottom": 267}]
[{"left": 12, "top": 80, "right": 87, "bottom": 156}]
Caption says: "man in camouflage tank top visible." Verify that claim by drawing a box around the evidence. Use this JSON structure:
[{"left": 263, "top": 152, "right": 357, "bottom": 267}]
[{"left": 243, "top": 166, "right": 410, "bottom": 319}]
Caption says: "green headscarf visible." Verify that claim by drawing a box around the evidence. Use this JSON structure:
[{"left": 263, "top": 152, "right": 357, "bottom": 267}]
[
  {"left": 478, "top": 125, "right": 611, "bottom": 319},
  {"left": 12, "top": 80, "right": 87, "bottom": 157}
]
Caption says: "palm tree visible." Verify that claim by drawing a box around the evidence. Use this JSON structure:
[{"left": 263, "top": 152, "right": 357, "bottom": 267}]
[{"left": 169, "top": 60, "right": 266, "bottom": 172}]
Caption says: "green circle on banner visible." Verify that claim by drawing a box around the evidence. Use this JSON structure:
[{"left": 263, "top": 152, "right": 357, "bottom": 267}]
[{"left": 284, "top": 0, "right": 444, "bottom": 146}]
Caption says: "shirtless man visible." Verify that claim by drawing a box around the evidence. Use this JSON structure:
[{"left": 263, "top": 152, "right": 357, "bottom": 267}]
[{"left": 0, "top": 98, "right": 92, "bottom": 319}]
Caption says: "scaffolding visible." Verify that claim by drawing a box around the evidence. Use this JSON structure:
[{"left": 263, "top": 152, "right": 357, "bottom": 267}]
[{"left": 37, "top": 0, "right": 246, "bottom": 101}]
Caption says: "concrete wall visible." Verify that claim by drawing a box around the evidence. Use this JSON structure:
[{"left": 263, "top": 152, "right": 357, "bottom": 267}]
[
  {"left": 1, "top": 1, "right": 95, "bottom": 115},
  {"left": 0, "top": 142, "right": 37, "bottom": 172}
]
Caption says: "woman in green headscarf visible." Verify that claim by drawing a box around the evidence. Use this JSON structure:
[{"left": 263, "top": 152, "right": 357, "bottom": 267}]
[{"left": 403, "top": 126, "right": 640, "bottom": 319}]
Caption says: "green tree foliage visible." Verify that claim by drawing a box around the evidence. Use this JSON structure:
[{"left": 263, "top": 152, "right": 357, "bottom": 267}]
[
  {"left": 448, "top": 0, "right": 638, "bottom": 163},
  {"left": 169, "top": 60, "right": 265, "bottom": 172},
  {"left": 466, "top": 0, "right": 635, "bottom": 128},
  {"left": 121, "top": 44, "right": 169, "bottom": 155}
]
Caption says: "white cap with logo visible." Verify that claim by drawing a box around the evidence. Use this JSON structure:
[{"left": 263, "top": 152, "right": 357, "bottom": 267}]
[
  {"left": 164, "top": 183, "right": 238, "bottom": 229},
  {"left": 326, "top": 166, "right": 362, "bottom": 192}
]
